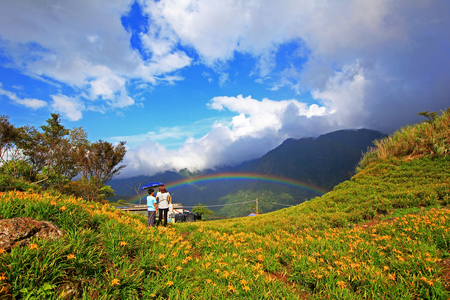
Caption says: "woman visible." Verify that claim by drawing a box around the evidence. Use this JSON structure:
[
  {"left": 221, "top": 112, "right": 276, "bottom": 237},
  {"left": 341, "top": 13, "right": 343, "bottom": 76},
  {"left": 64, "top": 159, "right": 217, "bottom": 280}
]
[{"left": 156, "top": 185, "right": 171, "bottom": 227}]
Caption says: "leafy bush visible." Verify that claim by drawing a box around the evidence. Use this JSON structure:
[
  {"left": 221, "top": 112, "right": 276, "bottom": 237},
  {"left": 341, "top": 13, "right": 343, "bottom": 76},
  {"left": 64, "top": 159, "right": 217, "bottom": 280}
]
[
  {"left": 358, "top": 108, "right": 450, "bottom": 171},
  {"left": 0, "top": 174, "right": 39, "bottom": 192}
]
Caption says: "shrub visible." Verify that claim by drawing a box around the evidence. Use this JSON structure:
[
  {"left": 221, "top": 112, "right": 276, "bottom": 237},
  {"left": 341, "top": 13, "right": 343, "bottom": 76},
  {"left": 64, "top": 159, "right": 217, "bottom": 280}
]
[{"left": 358, "top": 108, "right": 450, "bottom": 170}]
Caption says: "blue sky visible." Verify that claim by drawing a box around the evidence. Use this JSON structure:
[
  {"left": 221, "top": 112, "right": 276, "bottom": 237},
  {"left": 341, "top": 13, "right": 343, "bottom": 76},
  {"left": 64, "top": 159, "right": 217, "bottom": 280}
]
[{"left": 1, "top": 0, "right": 449, "bottom": 177}]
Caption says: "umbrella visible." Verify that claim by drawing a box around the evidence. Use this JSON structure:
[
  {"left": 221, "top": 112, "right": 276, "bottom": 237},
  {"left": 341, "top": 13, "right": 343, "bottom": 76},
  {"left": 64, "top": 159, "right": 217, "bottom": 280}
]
[
  {"left": 140, "top": 182, "right": 164, "bottom": 190},
  {"left": 248, "top": 213, "right": 257, "bottom": 217}
]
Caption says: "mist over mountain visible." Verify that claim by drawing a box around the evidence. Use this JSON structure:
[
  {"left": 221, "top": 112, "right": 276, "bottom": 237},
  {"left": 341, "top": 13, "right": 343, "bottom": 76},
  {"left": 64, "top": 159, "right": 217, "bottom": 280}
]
[{"left": 108, "top": 128, "right": 385, "bottom": 213}]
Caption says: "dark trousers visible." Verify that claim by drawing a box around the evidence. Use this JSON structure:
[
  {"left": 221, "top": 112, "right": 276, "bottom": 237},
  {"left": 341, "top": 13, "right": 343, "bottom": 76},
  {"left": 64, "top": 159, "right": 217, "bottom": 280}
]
[
  {"left": 156, "top": 209, "right": 169, "bottom": 227},
  {"left": 147, "top": 211, "right": 156, "bottom": 227}
]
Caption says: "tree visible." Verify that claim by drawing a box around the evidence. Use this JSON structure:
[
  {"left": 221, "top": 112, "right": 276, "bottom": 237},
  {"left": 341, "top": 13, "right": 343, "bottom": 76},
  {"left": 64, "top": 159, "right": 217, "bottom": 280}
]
[
  {"left": 248, "top": 204, "right": 262, "bottom": 215},
  {"left": 418, "top": 110, "right": 438, "bottom": 123},
  {"left": 0, "top": 115, "right": 19, "bottom": 162},
  {"left": 18, "top": 125, "right": 49, "bottom": 182},
  {"left": 0, "top": 115, "right": 22, "bottom": 177},
  {"left": 127, "top": 180, "right": 144, "bottom": 204},
  {"left": 1, "top": 113, "right": 126, "bottom": 201},
  {"left": 77, "top": 140, "right": 127, "bottom": 201},
  {"left": 40, "top": 114, "right": 74, "bottom": 189},
  {"left": 192, "top": 203, "right": 214, "bottom": 220}
]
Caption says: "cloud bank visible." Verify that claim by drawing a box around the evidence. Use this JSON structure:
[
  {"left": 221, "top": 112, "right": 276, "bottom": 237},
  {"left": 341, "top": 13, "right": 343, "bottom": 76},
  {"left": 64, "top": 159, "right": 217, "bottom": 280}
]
[
  {"left": 120, "top": 95, "right": 332, "bottom": 176},
  {"left": 120, "top": 0, "right": 450, "bottom": 177}
]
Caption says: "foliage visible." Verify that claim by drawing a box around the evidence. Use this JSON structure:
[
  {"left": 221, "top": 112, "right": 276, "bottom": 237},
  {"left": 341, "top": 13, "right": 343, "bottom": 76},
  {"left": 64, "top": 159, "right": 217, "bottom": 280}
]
[
  {"left": 0, "top": 116, "right": 25, "bottom": 180},
  {"left": 192, "top": 203, "right": 214, "bottom": 220},
  {"left": 0, "top": 174, "right": 38, "bottom": 192},
  {"left": 76, "top": 140, "right": 126, "bottom": 201},
  {"left": 0, "top": 116, "right": 17, "bottom": 156},
  {"left": 358, "top": 108, "right": 450, "bottom": 171},
  {"left": 99, "top": 185, "right": 116, "bottom": 200},
  {"left": 418, "top": 110, "right": 439, "bottom": 123},
  {"left": 0, "top": 114, "right": 126, "bottom": 201},
  {"left": 39, "top": 113, "right": 75, "bottom": 189},
  {"left": 0, "top": 160, "right": 34, "bottom": 183}
]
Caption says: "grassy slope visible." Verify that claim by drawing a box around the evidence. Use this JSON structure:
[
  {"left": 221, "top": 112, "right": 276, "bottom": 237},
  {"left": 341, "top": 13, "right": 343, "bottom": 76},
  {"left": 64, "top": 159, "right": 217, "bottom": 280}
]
[
  {"left": 180, "top": 156, "right": 450, "bottom": 299},
  {"left": 1, "top": 112, "right": 449, "bottom": 299}
]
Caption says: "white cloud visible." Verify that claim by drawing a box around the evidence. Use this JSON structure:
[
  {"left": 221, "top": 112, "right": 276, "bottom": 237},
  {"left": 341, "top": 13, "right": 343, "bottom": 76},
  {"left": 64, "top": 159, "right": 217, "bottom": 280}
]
[
  {"left": 13, "top": 98, "right": 48, "bottom": 110},
  {"left": 94, "top": 0, "right": 450, "bottom": 178},
  {"left": 0, "top": 0, "right": 192, "bottom": 116},
  {"left": 208, "top": 95, "right": 330, "bottom": 138},
  {"left": 0, "top": 1, "right": 138, "bottom": 112},
  {"left": 311, "top": 62, "right": 368, "bottom": 128},
  {"left": 121, "top": 95, "right": 332, "bottom": 177},
  {"left": 3, "top": 0, "right": 448, "bottom": 128},
  {"left": 108, "top": 117, "right": 225, "bottom": 150},
  {"left": 50, "top": 94, "right": 85, "bottom": 121},
  {"left": 144, "top": 0, "right": 402, "bottom": 74},
  {"left": 0, "top": 83, "right": 47, "bottom": 109},
  {"left": 145, "top": 0, "right": 450, "bottom": 127},
  {"left": 202, "top": 72, "right": 213, "bottom": 82},
  {"left": 218, "top": 73, "right": 229, "bottom": 87}
]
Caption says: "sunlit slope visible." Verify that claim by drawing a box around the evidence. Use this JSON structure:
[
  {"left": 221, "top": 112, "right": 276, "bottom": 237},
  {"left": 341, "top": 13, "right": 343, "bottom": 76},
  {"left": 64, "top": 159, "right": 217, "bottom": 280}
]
[{"left": 198, "top": 156, "right": 449, "bottom": 234}]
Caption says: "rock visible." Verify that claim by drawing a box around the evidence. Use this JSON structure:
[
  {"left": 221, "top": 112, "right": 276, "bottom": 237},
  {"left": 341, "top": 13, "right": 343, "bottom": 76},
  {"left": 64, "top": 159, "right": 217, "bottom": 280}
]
[
  {"left": 0, "top": 218, "right": 64, "bottom": 251},
  {"left": 58, "top": 281, "right": 80, "bottom": 300}
]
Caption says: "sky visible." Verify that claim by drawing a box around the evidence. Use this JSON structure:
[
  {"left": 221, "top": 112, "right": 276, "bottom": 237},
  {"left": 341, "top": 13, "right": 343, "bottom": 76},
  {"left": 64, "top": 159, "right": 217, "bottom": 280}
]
[{"left": 1, "top": 0, "right": 449, "bottom": 178}]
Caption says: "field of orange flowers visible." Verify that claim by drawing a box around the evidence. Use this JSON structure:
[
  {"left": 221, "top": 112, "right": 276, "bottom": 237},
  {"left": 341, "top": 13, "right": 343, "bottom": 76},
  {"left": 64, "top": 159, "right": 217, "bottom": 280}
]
[
  {"left": 0, "top": 189, "right": 301, "bottom": 299},
  {"left": 1, "top": 152, "right": 449, "bottom": 299}
]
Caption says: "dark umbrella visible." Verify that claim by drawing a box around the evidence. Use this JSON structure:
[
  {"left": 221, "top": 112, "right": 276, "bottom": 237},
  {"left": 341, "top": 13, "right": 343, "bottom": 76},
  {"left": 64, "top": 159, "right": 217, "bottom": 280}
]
[{"left": 140, "top": 182, "right": 164, "bottom": 190}]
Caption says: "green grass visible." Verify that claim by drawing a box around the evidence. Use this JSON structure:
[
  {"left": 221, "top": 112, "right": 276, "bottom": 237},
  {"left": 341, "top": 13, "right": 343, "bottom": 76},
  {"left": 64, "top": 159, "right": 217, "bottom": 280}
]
[
  {"left": 1, "top": 110, "right": 449, "bottom": 299},
  {"left": 358, "top": 108, "right": 450, "bottom": 170}
]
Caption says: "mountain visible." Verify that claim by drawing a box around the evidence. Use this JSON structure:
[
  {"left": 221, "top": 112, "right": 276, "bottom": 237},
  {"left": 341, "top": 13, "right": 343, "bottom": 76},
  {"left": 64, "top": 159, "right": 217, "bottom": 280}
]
[
  {"left": 237, "top": 128, "right": 386, "bottom": 190},
  {"left": 107, "top": 128, "right": 386, "bottom": 214}
]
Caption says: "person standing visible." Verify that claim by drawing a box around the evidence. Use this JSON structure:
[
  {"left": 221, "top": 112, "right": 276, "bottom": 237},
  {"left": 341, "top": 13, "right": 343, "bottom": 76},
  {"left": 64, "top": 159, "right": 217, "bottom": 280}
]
[
  {"left": 156, "top": 185, "right": 171, "bottom": 227},
  {"left": 146, "top": 189, "right": 157, "bottom": 227}
]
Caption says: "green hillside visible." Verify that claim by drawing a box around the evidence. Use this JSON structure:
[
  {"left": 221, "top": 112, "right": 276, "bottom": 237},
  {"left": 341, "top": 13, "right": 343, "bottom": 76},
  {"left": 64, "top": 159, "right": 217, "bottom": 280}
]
[{"left": 1, "top": 109, "right": 449, "bottom": 299}]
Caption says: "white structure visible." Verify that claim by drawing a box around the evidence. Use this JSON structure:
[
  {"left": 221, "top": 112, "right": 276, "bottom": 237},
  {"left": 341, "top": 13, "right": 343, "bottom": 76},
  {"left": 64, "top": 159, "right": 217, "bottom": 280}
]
[{"left": 168, "top": 203, "right": 184, "bottom": 222}]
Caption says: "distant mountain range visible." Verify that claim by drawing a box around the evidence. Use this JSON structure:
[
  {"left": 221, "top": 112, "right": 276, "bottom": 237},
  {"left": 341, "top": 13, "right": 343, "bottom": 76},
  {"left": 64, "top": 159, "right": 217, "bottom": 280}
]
[
  {"left": 108, "top": 129, "right": 386, "bottom": 216},
  {"left": 240, "top": 128, "right": 386, "bottom": 190}
]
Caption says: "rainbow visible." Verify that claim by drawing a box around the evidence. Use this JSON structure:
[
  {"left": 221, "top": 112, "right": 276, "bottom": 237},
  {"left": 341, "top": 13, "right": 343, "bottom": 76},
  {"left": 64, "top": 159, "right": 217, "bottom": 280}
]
[{"left": 131, "top": 172, "right": 326, "bottom": 204}]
